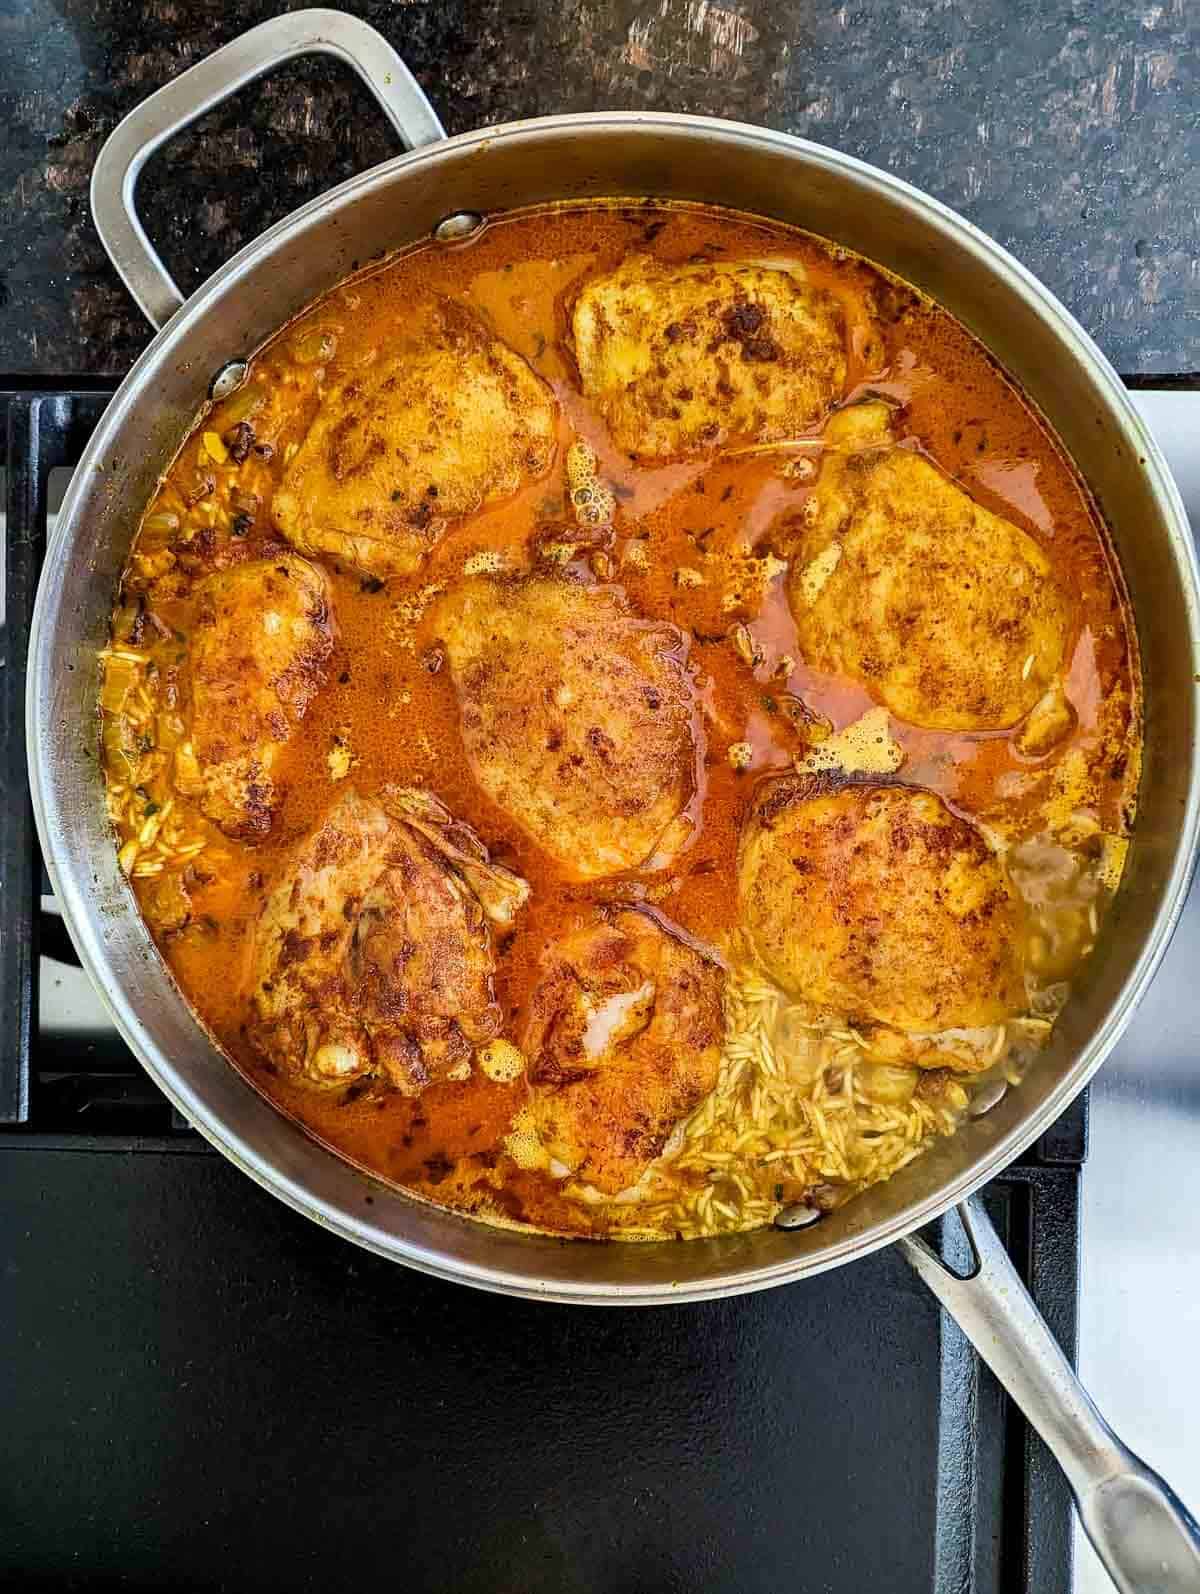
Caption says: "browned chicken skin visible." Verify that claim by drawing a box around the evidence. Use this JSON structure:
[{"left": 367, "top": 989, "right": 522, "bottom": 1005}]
[
  {"left": 249, "top": 786, "right": 529, "bottom": 1095},
  {"left": 175, "top": 553, "right": 333, "bottom": 838},
  {"left": 738, "top": 775, "right": 1025, "bottom": 1033},
  {"left": 521, "top": 909, "right": 725, "bottom": 1195},
  {"left": 571, "top": 255, "right": 846, "bottom": 459},
  {"left": 272, "top": 299, "right": 557, "bottom": 577},
  {"left": 99, "top": 199, "right": 1144, "bottom": 1245},
  {"left": 788, "top": 402, "right": 1069, "bottom": 730},
  {"left": 432, "top": 575, "right": 701, "bottom": 879}
]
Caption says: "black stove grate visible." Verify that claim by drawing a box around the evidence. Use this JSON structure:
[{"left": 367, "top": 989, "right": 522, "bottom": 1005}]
[
  {"left": 3, "top": 392, "right": 113, "bottom": 1122},
  {"left": 0, "top": 387, "right": 1087, "bottom": 1594}
]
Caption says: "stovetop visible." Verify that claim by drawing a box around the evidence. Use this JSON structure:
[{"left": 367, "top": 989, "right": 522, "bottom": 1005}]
[{"left": 1, "top": 384, "right": 1194, "bottom": 1594}]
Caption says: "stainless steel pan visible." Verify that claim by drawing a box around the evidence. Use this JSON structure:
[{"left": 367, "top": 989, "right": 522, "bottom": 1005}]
[{"left": 27, "top": 12, "right": 1200, "bottom": 1586}]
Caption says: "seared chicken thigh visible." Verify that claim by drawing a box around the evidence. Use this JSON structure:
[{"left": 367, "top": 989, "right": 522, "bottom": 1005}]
[
  {"left": 175, "top": 554, "right": 333, "bottom": 838},
  {"left": 739, "top": 776, "right": 1024, "bottom": 1033},
  {"left": 571, "top": 255, "right": 846, "bottom": 459},
  {"left": 249, "top": 787, "right": 529, "bottom": 1095},
  {"left": 521, "top": 909, "right": 725, "bottom": 1194},
  {"left": 432, "top": 576, "right": 700, "bottom": 879},
  {"left": 788, "top": 402, "right": 1069, "bottom": 730},
  {"left": 273, "top": 300, "right": 557, "bottom": 578}
]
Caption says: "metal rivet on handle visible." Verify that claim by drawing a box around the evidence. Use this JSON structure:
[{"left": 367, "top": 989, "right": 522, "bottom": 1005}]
[
  {"left": 433, "top": 211, "right": 485, "bottom": 244},
  {"left": 209, "top": 360, "right": 249, "bottom": 401},
  {"left": 774, "top": 1203, "right": 822, "bottom": 1231},
  {"left": 969, "top": 1077, "right": 1008, "bottom": 1117}
]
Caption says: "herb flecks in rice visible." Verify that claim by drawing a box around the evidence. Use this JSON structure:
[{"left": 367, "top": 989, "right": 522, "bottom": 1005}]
[{"left": 99, "top": 644, "right": 212, "bottom": 880}]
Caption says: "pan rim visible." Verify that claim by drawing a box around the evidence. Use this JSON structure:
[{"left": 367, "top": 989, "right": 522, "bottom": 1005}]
[{"left": 29, "top": 110, "right": 1200, "bottom": 1303}]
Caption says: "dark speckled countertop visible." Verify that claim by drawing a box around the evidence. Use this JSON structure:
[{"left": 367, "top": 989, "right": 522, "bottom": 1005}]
[{"left": 1, "top": 0, "right": 1198, "bottom": 378}]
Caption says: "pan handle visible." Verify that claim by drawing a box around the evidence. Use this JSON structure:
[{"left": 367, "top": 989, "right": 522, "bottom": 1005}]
[
  {"left": 901, "top": 1194, "right": 1200, "bottom": 1593},
  {"left": 90, "top": 8, "right": 446, "bottom": 332}
]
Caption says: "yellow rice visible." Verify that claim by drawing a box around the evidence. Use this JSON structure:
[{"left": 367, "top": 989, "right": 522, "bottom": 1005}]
[{"left": 601, "top": 949, "right": 982, "bottom": 1242}]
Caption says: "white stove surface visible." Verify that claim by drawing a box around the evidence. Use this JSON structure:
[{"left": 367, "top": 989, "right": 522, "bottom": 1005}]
[
  {"left": 1076, "top": 391, "right": 1200, "bottom": 1592},
  {"left": 24, "top": 393, "right": 1200, "bottom": 1589}
]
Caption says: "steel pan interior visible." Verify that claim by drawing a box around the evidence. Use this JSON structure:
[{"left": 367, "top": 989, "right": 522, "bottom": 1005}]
[{"left": 28, "top": 114, "right": 1200, "bottom": 1301}]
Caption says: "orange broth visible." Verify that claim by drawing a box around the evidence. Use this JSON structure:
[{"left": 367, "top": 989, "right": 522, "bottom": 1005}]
[{"left": 100, "top": 201, "right": 1140, "bottom": 1237}]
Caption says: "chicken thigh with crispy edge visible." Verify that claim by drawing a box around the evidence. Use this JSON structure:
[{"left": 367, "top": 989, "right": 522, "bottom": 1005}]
[
  {"left": 521, "top": 909, "right": 725, "bottom": 1195},
  {"left": 787, "top": 401, "right": 1070, "bottom": 731},
  {"left": 738, "top": 774, "right": 1025, "bottom": 1035},
  {"left": 570, "top": 254, "right": 846, "bottom": 460},
  {"left": 431, "top": 575, "right": 701, "bottom": 879},
  {"left": 174, "top": 554, "right": 333, "bottom": 839},
  {"left": 249, "top": 786, "right": 529, "bottom": 1095},
  {"left": 272, "top": 299, "right": 557, "bottom": 579}
]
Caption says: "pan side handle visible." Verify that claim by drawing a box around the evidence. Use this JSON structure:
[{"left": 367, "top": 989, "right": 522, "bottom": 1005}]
[
  {"left": 90, "top": 8, "right": 446, "bottom": 331},
  {"left": 901, "top": 1194, "right": 1200, "bottom": 1593}
]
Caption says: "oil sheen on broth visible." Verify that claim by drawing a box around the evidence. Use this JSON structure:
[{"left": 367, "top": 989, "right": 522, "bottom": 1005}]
[{"left": 99, "top": 201, "right": 1141, "bottom": 1241}]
